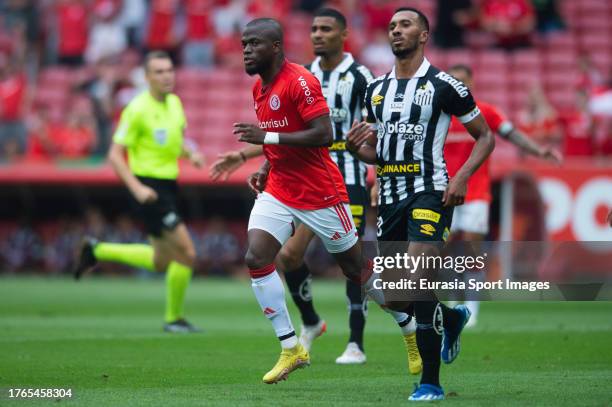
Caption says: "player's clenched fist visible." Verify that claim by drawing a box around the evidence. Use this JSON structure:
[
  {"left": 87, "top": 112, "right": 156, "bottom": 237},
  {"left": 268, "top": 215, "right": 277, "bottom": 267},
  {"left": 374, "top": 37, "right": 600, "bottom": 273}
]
[
  {"left": 234, "top": 123, "right": 266, "bottom": 144},
  {"left": 346, "top": 120, "right": 373, "bottom": 153}
]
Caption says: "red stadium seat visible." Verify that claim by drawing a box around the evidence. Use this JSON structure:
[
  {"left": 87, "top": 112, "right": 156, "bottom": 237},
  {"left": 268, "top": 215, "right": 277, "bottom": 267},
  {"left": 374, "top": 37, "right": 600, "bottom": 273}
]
[
  {"left": 511, "top": 50, "right": 542, "bottom": 71},
  {"left": 445, "top": 50, "right": 473, "bottom": 68},
  {"left": 477, "top": 50, "right": 509, "bottom": 71},
  {"left": 543, "top": 50, "right": 577, "bottom": 71}
]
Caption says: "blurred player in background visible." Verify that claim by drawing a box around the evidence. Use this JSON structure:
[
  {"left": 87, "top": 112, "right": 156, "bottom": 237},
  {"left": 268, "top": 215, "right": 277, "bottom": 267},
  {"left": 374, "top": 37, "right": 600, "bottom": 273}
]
[
  {"left": 346, "top": 8, "right": 495, "bottom": 401},
  {"left": 73, "top": 51, "right": 204, "bottom": 333},
  {"left": 211, "top": 8, "right": 421, "bottom": 372},
  {"left": 444, "top": 64, "right": 562, "bottom": 326},
  {"left": 235, "top": 18, "right": 398, "bottom": 384}
]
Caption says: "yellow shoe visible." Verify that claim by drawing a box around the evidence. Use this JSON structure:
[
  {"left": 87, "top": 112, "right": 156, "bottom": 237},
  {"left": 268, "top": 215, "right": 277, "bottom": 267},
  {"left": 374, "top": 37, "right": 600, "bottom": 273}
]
[
  {"left": 403, "top": 332, "right": 423, "bottom": 375},
  {"left": 262, "top": 343, "right": 310, "bottom": 384}
]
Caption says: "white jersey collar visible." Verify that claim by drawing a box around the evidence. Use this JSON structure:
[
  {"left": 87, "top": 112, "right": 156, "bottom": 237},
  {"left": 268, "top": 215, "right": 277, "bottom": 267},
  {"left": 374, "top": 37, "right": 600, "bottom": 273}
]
[{"left": 389, "top": 57, "right": 430, "bottom": 79}]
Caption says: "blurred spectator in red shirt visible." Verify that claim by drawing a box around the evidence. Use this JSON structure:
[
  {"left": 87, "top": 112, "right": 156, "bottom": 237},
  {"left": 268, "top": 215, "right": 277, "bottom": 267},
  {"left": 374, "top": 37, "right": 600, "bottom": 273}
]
[
  {"left": 434, "top": 0, "right": 476, "bottom": 49},
  {"left": 480, "top": 0, "right": 535, "bottom": 50},
  {"left": 183, "top": 0, "right": 215, "bottom": 67},
  {"left": 145, "top": 0, "right": 180, "bottom": 62},
  {"left": 214, "top": 24, "right": 244, "bottom": 70},
  {"left": 28, "top": 95, "right": 98, "bottom": 160},
  {"left": 362, "top": 0, "right": 400, "bottom": 34},
  {"left": 518, "top": 85, "right": 562, "bottom": 148},
  {"left": 0, "top": 52, "right": 29, "bottom": 160},
  {"left": 55, "top": 0, "right": 89, "bottom": 66},
  {"left": 85, "top": 0, "right": 126, "bottom": 64},
  {"left": 559, "top": 91, "right": 594, "bottom": 157}
]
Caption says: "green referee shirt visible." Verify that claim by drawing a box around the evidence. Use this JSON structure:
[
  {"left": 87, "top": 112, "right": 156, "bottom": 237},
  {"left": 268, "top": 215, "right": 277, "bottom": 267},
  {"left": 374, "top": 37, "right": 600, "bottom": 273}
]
[{"left": 113, "top": 91, "right": 187, "bottom": 180}]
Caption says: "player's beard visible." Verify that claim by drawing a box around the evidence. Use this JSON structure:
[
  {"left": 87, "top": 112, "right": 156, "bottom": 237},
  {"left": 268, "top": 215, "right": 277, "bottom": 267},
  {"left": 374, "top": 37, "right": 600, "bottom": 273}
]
[
  {"left": 245, "top": 59, "right": 271, "bottom": 76},
  {"left": 391, "top": 38, "right": 419, "bottom": 59}
]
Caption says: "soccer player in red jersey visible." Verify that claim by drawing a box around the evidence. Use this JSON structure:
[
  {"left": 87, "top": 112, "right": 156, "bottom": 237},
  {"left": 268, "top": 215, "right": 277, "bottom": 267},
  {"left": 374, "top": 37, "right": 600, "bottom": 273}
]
[
  {"left": 444, "top": 64, "right": 562, "bottom": 325},
  {"left": 235, "top": 18, "right": 385, "bottom": 384}
]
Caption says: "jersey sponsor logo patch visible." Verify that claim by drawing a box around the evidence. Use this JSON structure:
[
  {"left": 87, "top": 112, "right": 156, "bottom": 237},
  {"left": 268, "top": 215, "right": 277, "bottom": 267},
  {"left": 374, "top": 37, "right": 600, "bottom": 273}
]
[
  {"left": 435, "top": 72, "right": 469, "bottom": 98},
  {"left": 349, "top": 204, "right": 364, "bottom": 216},
  {"left": 419, "top": 223, "right": 436, "bottom": 236},
  {"left": 154, "top": 128, "right": 168, "bottom": 145},
  {"left": 329, "top": 141, "right": 347, "bottom": 151},
  {"left": 258, "top": 116, "right": 289, "bottom": 129},
  {"left": 372, "top": 94, "right": 384, "bottom": 106},
  {"left": 413, "top": 81, "right": 435, "bottom": 107},
  {"left": 390, "top": 102, "right": 405, "bottom": 112},
  {"left": 330, "top": 107, "right": 348, "bottom": 123},
  {"left": 269, "top": 94, "right": 281, "bottom": 110},
  {"left": 297, "top": 75, "right": 315, "bottom": 104},
  {"left": 385, "top": 121, "right": 425, "bottom": 141},
  {"left": 413, "top": 208, "right": 441, "bottom": 223},
  {"left": 376, "top": 161, "right": 422, "bottom": 176}
]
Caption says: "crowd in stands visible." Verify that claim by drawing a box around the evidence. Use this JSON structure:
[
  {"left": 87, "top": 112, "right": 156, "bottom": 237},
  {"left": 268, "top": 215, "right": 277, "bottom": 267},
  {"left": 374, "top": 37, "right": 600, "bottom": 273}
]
[{"left": 0, "top": 0, "right": 610, "bottom": 163}]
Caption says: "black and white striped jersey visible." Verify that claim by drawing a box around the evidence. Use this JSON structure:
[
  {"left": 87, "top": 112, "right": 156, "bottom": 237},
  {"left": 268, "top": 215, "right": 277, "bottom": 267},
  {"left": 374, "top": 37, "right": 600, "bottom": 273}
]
[
  {"left": 307, "top": 53, "right": 374, "bottom": 187},
  {"left": 365, "top": 58, "right": 480, "bottom": 206}
]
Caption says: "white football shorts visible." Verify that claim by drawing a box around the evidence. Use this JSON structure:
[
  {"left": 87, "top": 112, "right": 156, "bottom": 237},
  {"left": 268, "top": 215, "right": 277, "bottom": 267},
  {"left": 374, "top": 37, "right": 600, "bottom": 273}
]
[{"left": 248, "top": 192, "right": 358, "bottom": 253}]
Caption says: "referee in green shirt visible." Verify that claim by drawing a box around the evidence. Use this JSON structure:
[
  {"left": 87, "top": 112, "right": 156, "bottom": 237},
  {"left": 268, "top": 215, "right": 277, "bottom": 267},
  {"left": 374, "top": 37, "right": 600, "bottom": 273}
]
[{"left": 74, "top": 51, "right": 204, "bottom": 333}]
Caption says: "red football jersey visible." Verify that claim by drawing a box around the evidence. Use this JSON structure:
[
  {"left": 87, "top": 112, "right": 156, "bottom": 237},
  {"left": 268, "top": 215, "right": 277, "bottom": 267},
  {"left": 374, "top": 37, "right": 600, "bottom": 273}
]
[
  {"left": 445, "top": 101, "right": 512, "bottom": 202},
  {"left": 252, "top": 60, "right": 349, "bottom": 210}
]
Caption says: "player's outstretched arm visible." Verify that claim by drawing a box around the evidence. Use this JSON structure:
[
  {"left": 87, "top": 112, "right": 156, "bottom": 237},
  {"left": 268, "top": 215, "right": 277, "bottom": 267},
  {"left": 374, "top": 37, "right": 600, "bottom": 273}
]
[
  {"left": 107, "top": 143, "right": 158, "bottom": 204},
  {"left": 505, "top": 128, "right": 563, "bottom": 164},
  {"left": 346, "top": 120, "right": 377, "bottom": 164},
  {"left": 210, "top": 145, "right": 264, "bottom": 181},
  {"left": 444, "top": 115, "right": 495, "bottom": 207},
  {"left": 233, "top": 115, "right": 333, "bottom": 147}
]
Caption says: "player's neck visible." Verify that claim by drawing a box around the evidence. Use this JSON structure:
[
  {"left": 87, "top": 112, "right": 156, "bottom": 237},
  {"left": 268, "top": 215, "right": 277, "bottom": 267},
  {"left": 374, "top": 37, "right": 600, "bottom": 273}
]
[
  {"left": 260, "top": 57, "right": 286, "bottom": 86},
  {"left": 319, "top": 51, "right": 345, "bottom": 71},
  {"left": 393, "top": 50, "right": 425, "bottom": 79}
]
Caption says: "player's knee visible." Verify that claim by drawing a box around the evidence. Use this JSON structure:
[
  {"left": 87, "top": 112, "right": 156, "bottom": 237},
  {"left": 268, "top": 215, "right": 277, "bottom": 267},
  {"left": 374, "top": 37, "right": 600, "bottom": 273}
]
[
  {"left": 182, "top": 246, "right": 197, "bottom": 268},
  {"left": 244, "top": 248, "right": 273, "bottom": 271},
  {"left": 153, "top": 256, "right": 169, "bottom": 273},
  {"left": 277, "top": 246, "right": 303, "bottom": 272}
]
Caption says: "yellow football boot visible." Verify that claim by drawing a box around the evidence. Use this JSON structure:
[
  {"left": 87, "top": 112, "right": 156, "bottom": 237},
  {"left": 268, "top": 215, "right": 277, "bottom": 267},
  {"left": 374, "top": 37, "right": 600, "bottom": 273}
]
[{"left": 262, "top": 343, "right": 310, "bottom": 384}]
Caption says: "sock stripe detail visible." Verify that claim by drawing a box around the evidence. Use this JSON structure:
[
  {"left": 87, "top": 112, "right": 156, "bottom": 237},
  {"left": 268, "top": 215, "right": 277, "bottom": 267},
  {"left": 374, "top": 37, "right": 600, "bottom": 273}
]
[
  {"left": 278, "top": 331, "right": 296, "bottom": 341},
  {"left": 249, "top": 264, "right": 275, "bottom": 278},
  {"left": 398, "top": 316, "right": 412, "bottom": 327}
]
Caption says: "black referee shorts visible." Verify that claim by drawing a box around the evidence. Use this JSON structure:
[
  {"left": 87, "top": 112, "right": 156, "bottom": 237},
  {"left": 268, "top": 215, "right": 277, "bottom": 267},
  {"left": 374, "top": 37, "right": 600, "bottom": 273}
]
[
  {"left": 132, "top": 176, "right": 182, "bottom": 238},
  {"left": 377, "top": 191, "right": 453, "bottom": 242},
  {"left": 346, "top": 185, "right": 368, "bottom": 237}
]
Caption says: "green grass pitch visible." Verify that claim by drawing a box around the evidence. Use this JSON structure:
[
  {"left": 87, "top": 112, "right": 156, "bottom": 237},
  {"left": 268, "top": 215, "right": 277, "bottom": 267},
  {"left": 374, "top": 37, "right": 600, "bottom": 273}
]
[{"left": 1, "top": 277, "right": 611, "bottom": 406}]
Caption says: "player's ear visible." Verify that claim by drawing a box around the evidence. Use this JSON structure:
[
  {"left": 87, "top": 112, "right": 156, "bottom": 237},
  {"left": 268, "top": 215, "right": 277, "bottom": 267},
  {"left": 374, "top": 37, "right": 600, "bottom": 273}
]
[
  {"left": 272, "top": 40, "right": 282, "bottom": 54},
  {"left": 341, "top": 28, "right": 348, "bottom": 42},
  {"left": 419, "top": 29, "right": 429, "bottom": 45}
]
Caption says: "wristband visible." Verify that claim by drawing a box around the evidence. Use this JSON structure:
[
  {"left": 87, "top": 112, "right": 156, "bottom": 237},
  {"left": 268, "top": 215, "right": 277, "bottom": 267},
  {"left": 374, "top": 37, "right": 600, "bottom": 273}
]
[{"left": 264, "top": 132, "right": 279, "bottom": 145}]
